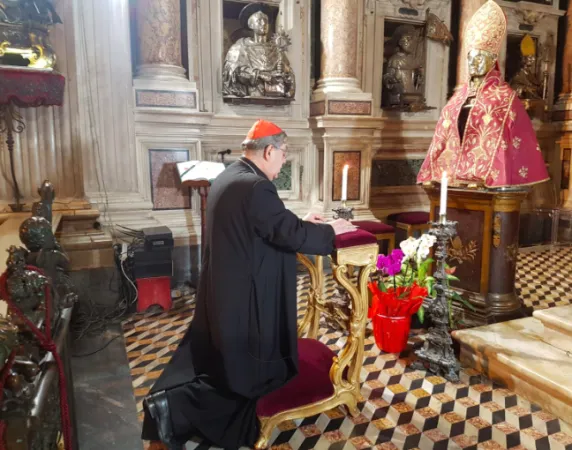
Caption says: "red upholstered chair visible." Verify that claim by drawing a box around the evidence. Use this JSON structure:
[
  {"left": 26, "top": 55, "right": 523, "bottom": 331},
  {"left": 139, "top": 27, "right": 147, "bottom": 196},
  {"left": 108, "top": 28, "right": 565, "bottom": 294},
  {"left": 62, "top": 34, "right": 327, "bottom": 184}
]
[
  {"left": 255, "top": 230, "right": 379, "bottom": 449},
  {"left": 387, "top": 211, "right": 431, "bottom": 238}
]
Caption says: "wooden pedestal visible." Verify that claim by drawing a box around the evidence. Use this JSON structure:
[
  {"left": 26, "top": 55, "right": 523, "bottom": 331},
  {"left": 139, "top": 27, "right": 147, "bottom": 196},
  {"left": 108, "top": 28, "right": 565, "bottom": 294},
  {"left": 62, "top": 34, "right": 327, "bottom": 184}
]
[
  {"left": 182, "top": 179, "right": 210, "bottom": 261},
  {"left": 425, "top": 187, "right": 531, "bottom": 326}
]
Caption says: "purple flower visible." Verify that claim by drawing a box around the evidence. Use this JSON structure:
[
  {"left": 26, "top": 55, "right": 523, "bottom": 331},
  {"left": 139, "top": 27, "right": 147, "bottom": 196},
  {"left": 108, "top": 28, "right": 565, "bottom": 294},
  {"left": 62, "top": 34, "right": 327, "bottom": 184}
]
[{"left": 377, "top": 249, "right": 404, "bottom": 276}]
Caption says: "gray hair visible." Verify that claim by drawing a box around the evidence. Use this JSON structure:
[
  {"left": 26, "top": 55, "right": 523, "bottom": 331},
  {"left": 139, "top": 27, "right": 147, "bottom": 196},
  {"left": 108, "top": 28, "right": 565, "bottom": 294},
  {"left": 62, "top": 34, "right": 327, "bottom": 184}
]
[{"left": 242, "top": 132, "right": 287, "bottom": 151}]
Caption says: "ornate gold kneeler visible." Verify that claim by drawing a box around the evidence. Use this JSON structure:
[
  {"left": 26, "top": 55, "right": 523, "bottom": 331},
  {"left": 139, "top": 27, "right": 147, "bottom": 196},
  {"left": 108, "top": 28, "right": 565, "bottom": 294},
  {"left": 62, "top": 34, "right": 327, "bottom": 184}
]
[{"left": 425, "top": 186, "right": 530, "bottom": 326}]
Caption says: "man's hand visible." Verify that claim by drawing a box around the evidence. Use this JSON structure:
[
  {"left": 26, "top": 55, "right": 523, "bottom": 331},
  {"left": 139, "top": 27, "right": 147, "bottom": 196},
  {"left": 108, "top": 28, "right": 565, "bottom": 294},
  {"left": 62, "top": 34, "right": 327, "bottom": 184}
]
[
  {"left": 303, "top": 212, "right": 327, "bottom": 224},
  {"left": 328, "top": 219, "right": 358, "bottom": 235}
]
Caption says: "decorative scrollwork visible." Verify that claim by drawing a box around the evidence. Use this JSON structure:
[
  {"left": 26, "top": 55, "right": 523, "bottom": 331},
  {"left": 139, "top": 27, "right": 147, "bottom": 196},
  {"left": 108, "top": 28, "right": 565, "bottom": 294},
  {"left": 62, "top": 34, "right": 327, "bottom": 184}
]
[{"left": 0, "top": 103, "right": 25, "bottom": 134}]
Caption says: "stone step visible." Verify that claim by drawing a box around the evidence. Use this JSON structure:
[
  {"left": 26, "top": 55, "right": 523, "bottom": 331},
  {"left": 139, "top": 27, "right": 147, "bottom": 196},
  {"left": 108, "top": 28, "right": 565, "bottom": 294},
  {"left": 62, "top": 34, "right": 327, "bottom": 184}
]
[
  {"left": 452, "top": 317, "right": 572, "bottom": 427},
  {"left": 533, "top": 305, "right": 572, "bottom": 354}
]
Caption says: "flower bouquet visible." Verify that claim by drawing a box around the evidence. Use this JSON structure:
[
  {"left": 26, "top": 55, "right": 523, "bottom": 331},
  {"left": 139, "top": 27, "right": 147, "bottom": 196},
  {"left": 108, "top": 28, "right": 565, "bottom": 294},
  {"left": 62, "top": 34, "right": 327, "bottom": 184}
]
[{"left": 368, "top": 234, "right": 438, "bottom": 353}]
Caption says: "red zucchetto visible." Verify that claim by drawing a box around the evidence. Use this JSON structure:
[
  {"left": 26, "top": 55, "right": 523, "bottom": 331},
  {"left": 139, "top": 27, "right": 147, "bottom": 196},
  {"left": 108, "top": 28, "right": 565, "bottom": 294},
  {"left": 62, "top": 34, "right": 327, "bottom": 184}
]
[{"left": 244, "top": 120, "right": 284, "bottom": 140}]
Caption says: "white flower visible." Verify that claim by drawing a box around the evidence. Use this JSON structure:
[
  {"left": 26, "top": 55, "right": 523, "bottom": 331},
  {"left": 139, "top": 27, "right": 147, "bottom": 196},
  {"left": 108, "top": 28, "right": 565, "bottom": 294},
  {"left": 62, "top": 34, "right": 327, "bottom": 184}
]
[
  {"left": 399, "top": 237, "right": 418, "bottom": 261},
  {"left": 416, "top": 234, "right": 436, "bottom": 263}
]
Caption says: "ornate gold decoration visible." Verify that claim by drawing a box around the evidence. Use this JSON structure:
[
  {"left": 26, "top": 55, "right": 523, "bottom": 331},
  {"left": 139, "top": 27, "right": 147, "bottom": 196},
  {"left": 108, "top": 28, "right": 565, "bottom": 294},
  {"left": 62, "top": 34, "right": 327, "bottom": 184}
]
[
  {"left": 504, "top": 243, "right": 519, "bottom": 264},
  {"left": 296, "top": 254, "right": 323, "bottom": 339},
  {"left": 465, "top": 0, "right": 507, "bottom": 57},
  {"left": 0, "top": 0, "right": 60, "bottom": 69},
  {"left": 519, "top": 166, "right": 529, "bottom": 179},
  {"left": 513, "top": 137, "right": 522, "bottom": 149},
  {"left": 493, "top": 213, "right": 502, "bottom": 248},
  {"left": 255, "top": 245, "right": 378, "bottom": 449},
  {"left": 447, "top": 236, "right": 478, "bottom": 264}
]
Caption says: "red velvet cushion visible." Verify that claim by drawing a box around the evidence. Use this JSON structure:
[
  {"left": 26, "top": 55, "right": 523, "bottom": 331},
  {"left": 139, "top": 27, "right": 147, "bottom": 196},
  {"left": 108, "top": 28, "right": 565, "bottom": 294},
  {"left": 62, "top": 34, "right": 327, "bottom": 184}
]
[
  {"left": 387, "top": 211, "right": 429, "bottom": 225},
  {"left": 256, "top": 338, "right": 335, "bottom": 417},
  {"left": 335, "top": 229, "right": 377, "bottom": 249},
  {"left": 353, "top": 220, "right": 394, "bottom": 234}
]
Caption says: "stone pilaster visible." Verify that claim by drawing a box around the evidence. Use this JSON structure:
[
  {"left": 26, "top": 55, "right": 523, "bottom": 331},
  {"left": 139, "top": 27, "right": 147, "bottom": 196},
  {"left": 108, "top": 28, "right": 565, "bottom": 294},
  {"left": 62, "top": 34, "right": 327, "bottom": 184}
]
[
  {"left": 457, "top": 0, "right": 487, "bottom": 85},
  {"left": 133, "top": 0, "right": 198, "bottom": 111}
]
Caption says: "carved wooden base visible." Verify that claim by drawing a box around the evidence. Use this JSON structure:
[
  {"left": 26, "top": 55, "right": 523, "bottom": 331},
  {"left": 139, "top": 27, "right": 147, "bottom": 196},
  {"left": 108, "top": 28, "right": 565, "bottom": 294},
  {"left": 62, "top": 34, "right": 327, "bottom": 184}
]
[{"left": 425, "top": 186, "right": 528, "bottom": 327}]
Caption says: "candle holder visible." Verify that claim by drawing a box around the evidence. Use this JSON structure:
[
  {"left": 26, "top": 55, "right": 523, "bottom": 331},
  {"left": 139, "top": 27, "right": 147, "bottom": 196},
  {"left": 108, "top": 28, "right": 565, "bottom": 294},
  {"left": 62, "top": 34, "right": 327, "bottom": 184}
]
[
  {"left": 411, "top": 214, "right": 461, "bottom": 382},
  {"left": 332, "top": 201, "right": 354, "bottom": 221}
]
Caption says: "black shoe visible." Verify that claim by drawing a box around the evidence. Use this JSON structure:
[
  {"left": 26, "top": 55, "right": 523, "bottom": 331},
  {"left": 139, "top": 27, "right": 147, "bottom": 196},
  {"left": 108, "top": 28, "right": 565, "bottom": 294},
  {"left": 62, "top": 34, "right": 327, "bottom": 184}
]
[{"left": 144, "top": 391, "right": 184, "bottom": 450}]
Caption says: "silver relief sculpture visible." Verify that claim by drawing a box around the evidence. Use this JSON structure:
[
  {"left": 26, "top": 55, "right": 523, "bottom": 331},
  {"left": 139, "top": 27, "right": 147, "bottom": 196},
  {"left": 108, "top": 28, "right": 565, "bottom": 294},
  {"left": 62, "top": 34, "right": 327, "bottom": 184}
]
[
  {"left": 222, "top": 3, "right": 295, "bottom": 104},
  {"left": 383, "top": 24, "right": 425, "bottom": 110},
  {"left": 510, "top": 35, "right": 542, "bottom": 100}
]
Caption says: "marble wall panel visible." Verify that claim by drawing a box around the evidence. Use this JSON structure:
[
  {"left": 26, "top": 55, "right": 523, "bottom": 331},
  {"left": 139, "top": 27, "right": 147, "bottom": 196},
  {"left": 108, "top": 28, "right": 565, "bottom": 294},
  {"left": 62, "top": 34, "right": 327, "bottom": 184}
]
[{"left": 149, "top": 149, "right": 191, "bottom": 210}]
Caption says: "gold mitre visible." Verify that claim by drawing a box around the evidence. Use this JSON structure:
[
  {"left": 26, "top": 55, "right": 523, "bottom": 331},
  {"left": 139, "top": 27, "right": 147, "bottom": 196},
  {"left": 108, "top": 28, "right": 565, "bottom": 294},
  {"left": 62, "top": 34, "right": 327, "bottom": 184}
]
[
  {"left": 521, "top": 34, "right": 536, "bottom": 56},
  {"left": 465, "top": 0, "right": 507, "bottom": 57}
]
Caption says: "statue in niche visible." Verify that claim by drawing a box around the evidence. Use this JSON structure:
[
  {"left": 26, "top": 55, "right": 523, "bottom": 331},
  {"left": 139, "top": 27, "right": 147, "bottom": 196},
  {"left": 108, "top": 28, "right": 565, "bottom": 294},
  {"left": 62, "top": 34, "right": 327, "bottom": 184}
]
[
  {"left": 222, "top": 2, "right": 295, "bottom": 104},
  {"left": 383, "top": 24, "right": 425, "bottom": 110},
  {"left": 510, "top": 34, "right": 542, "bottom": 100}
]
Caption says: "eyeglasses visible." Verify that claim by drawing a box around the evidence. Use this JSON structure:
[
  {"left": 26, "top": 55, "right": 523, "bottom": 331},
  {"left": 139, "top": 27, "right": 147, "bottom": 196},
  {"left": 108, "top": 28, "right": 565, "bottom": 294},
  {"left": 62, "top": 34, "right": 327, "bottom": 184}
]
[{"left": 274, "top": 145, "right": 288, "bottom": 158}]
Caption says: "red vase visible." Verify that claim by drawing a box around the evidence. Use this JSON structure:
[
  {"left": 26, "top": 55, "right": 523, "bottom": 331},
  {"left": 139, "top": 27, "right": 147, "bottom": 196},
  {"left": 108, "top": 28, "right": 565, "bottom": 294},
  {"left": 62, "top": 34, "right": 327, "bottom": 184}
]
[{"left": 373, "top": 314, "right": 411, "bottom": 353}]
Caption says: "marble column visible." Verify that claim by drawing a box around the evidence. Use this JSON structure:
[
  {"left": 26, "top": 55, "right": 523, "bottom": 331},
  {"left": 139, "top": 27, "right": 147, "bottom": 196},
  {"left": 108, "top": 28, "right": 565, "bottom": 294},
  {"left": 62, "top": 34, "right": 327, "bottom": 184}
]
[
  {"left": 456, "top": 0, "right": 487, "bottom": 85},
  {"left": 315, "top": 0, "right": 362, "bottom": 94},
  {"left": 136, "top": 0, "right": 186, "bottom": 80},
  {"left": 559, "top": 0, "right": 572, "bottom": 98},
  {"left": 133, "top": 0, "right": 197, "bottom": 110}
]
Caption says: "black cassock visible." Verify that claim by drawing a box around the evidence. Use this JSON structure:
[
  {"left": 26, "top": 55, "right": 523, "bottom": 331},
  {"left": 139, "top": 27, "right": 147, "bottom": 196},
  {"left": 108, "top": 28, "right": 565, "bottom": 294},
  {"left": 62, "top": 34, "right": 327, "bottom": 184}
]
[{"left": 142, "top": 157, "right": 335, "bottom": 448}]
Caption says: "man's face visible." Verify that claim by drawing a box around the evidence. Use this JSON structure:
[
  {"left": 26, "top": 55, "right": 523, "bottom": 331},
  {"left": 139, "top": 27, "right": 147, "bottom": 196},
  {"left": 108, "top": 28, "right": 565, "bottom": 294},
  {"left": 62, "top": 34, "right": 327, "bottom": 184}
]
[
  {"left": 467, "top": 49, "right": 495, "bottom": 77},
  {"left": 250, "top": 13, "right": 269, "bottom": 36},
  {"left": 264, "top": 142, "right": 287, "bottom": 180}
]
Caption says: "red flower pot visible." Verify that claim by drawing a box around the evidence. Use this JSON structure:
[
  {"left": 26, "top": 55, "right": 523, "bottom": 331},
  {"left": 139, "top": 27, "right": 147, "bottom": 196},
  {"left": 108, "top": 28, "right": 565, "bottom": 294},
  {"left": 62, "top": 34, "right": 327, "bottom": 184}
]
[{"left": 373, "top": 314, "right": 411, "bottom": 353}]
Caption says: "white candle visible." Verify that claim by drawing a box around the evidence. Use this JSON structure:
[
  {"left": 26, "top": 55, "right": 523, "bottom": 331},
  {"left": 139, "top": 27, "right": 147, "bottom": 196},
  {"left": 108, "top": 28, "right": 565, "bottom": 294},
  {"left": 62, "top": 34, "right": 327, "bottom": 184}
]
[
  {"left": 439, "top": 171, "right": 448, "bottom": 216},
  {"left": 341, "top": 164, "right": 349, "bottom": 201}
]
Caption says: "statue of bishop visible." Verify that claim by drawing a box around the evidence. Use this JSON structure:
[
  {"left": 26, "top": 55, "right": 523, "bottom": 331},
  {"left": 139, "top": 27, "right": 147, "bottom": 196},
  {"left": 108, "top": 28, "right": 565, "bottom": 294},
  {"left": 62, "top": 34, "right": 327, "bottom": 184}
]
[{"left": 417, "top": 0, "right": 549, "bottom": 188}]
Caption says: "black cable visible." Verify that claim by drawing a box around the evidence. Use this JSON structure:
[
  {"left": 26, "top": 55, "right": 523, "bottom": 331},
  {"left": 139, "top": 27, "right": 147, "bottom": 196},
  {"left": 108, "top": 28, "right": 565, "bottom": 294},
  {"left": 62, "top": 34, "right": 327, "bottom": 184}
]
[
  {"left": 70, "top": 240, "right": 139, "bottom": 341},
  {"left": 72, "top": 335, "right": 122, "bottom": 358}
]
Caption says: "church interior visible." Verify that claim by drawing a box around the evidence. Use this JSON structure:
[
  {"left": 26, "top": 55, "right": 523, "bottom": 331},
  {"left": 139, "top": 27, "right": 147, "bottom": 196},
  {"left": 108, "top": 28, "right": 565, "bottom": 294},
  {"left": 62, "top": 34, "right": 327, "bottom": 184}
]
[{"left": 2, "top": 0, "right": 572, "bottom": 449}]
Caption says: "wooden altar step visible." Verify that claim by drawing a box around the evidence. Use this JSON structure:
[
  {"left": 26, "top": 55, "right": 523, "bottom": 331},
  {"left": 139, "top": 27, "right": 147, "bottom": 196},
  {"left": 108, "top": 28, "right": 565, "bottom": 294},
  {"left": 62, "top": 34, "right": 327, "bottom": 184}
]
[{"left": 452, "top": 307, "right": 572, "bottom": 428}]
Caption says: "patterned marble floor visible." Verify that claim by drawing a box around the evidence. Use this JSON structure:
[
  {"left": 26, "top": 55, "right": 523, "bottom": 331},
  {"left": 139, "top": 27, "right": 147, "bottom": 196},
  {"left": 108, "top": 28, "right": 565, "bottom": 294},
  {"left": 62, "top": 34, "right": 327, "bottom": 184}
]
[{"left": 121, "top": 248, "right": 572, "bottom": 450}]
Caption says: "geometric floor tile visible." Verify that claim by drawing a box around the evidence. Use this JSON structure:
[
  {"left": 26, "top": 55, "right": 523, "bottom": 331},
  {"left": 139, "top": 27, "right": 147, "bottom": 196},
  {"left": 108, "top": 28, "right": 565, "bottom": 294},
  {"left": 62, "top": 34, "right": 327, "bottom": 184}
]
[{"left": 122, "top": 249, "right": 572, "bottom": 449}]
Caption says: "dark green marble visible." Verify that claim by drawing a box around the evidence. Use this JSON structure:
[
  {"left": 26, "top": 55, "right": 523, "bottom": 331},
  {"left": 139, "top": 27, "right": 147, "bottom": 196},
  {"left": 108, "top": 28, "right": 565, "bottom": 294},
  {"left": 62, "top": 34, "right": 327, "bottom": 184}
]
[
  {"left": 274, "top": 161, "right": 292, "bottom": 191},
  {"left": 371, "top": 159, "right": 424, "bottom": 187}
]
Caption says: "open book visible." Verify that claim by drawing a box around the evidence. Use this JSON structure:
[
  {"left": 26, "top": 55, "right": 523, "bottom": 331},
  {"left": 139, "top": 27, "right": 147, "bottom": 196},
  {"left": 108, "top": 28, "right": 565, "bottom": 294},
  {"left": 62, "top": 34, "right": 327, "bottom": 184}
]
[{"left": 177, "top": 160, "right": 226, "bottom": 183}]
